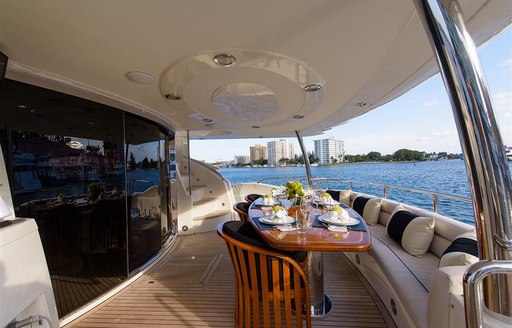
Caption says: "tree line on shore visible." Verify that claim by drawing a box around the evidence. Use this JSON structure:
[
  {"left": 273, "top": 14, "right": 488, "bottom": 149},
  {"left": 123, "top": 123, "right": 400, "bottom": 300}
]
[{"left": 227, "top": 148, "right": 461, "bottom": 167}]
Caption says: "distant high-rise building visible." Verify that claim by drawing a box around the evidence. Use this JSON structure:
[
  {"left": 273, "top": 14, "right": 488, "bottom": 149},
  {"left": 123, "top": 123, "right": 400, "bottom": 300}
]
[
  {"left": 234, "top": 155, "right": 250, "bottom": 164},
  {"left": 314, "top": 137, "right": 344, "bottom": 164},
  {"left": 267, "top": 139, "right": 294, "bottom": 166},
  {"left": 249, "top": 144, "right": 268, "bottom": 163}
]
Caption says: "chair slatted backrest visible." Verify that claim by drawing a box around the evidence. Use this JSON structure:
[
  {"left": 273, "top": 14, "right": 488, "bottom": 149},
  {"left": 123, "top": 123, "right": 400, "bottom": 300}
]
[
  {"left": 233, "top": 202, "right": 250, "bottom": 222},
  {"left": 218, "top": 221, "right": 311, "bottom": 328},
  {"left": 244, "top": 193, "right": 262, "bottom": 204}
]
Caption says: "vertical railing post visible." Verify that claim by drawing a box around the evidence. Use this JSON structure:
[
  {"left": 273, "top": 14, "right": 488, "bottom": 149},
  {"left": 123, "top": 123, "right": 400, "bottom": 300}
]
[
  {"left": 295, "top": 131, "right": 313, "bottom": 189},
  {"left": 413, "top": 0, "right": 512, "bottom": 317},
  {"left": 432, "top": 194, "right": 439, "bottom": 213}
]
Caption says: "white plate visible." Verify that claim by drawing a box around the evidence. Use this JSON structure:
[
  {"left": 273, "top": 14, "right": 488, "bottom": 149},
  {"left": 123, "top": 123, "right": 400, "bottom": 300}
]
[
  {"left": 259, "top": 216, "right": 295, "bottom": 225},
  {"left": 318, "top": 215, "right": 359, "bottom": 226},
  {"left": 254, "top": 201, "right": 280, "bottom": 207}
]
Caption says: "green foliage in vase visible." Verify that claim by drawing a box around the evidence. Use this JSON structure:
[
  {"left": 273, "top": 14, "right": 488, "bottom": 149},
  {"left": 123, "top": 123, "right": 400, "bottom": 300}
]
[
  {"left": 284, "top": 181, "right": 304, "bottom": 204},
  {"left": 87, "top": 182, "right": 103, "bottom": 200}
]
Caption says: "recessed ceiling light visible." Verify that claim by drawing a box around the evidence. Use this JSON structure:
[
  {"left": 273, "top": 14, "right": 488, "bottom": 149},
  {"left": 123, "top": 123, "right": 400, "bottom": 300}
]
[
  {"left": 213, "top": 53, "right": 236, "bottom": 67},
  {"left": 126, "top": 71, "right": 156, "bottom": 85},
  {"left": 303, "top": 84, "right": 322, "bottom": 92},
  {"left": 293, "top": 115, "right": 304, "bottom": 119},
  {"left": 17, "top": 105, "right": 28, "bottom": 109},
  {"left": 165, "top": 93, "right": 182, "bottom": 101},
  {"left": 356, "top": 101, "right": 367, "bottom": 107}
]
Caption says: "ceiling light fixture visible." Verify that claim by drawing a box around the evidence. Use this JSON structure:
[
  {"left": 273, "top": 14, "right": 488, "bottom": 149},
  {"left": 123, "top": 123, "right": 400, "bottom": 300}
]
[
  {"left": 17, "top": 105, "right": 28, "bottom": 109},
  {"left": 303, "top": 84, "right": 322, "bottom": 92},
  {"left": 126, "top": 71, "right": 156, "bottom": 85},
  {"left": 165, "top": 93, "right": 182, "bottom": 101},
  {"left": 66, "top": 140, "right": 83, "bottom": 149},
  {"left": 213, "top": 53, "right": 236, "bottom": 67}
]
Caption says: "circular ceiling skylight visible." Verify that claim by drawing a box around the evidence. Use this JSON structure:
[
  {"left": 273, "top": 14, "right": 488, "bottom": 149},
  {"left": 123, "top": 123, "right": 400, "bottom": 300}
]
[{"left": 211, "top": 83, "right": 279, "bottom": 121}]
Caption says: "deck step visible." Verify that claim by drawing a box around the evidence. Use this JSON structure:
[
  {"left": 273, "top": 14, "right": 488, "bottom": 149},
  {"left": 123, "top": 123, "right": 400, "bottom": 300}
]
[
  {"left": 193, "top": 209, "right": 231, "bottom": 221},
  {"left": 193, "top": 197, "right": 216, "bottom": 207},
  {"left": 187, "top": 185, "right": 207, "bottom": 202}
]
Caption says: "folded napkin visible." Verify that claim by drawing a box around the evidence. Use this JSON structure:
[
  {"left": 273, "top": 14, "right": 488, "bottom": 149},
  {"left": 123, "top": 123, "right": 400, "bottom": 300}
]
[
  {"left": 327, "top": 225, "right": 348, "bottom": 232},
  {"left": 277, "top": 225, "right": 295, "bottom": 232},
  {"left": 272, "top": 210, "right": 288, "bottom": 222}
]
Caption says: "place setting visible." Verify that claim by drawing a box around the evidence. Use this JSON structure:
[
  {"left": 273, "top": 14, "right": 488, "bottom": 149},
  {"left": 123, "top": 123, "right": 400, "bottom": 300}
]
[{"left": 313, "top": 204, "right": 367, "bottom": 232}]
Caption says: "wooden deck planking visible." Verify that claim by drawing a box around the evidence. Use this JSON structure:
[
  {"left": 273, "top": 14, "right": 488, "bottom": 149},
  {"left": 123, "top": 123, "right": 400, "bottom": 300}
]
[{"left": 65, "top": 231, "right": 394, "bottom": 328}]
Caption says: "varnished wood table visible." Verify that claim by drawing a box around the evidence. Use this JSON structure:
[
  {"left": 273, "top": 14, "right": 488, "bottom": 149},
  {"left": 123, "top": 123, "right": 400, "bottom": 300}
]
[{"left": 249, "top": 199, "right": 372, "bottom": 317}]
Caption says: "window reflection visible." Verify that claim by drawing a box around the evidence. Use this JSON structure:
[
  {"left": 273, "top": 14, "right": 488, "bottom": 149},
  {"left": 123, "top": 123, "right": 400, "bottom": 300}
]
[
  {"left": 125, "top": 114, "right": 163, "bottom": 271},
  {"left": 0, "top": 80, "right": 173, "bottom": 317}
]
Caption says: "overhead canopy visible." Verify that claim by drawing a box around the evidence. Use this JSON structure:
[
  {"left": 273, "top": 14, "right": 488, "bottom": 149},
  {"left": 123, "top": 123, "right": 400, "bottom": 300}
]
[{"left": 0, "top": 0, "right": 510, "bottom": 139}]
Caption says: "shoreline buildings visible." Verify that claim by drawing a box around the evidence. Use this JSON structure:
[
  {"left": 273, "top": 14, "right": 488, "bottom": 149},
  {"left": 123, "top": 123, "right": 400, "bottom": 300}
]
[
  {"left": 314, "top": 137, "right": 345, "bottom": 164},
  {"left": 249, "top": 144, "right": 268, "bottom": 164},
  {"left": 267, "top": 139, "right": 294, "bottom": 166}
]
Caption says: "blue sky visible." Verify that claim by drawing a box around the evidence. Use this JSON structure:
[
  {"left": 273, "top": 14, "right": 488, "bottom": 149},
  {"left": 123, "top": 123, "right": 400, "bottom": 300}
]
[{"left": 191, "top": 27, "right": 512, "bottom": 163}]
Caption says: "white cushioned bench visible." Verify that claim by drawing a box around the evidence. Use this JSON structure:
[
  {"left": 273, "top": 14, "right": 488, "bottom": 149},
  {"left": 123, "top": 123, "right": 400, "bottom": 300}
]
[{"left": 334, "top": 190, "right": 474, "bottom": 328}]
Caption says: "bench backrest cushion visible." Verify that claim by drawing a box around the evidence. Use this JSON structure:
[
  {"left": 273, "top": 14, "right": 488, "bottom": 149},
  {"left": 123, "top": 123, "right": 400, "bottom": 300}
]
[
  {"left": 353, "top": 195, "right": 382, "bottom": 225},
  {"left": 326, "top": 189, "right": 351, "bottom": 206},
  {"left": 387, "top": 209, "right": 435, "bottom": 257},
  {"left": 439, "top": 230, "right": 478, "bottom": 267}
]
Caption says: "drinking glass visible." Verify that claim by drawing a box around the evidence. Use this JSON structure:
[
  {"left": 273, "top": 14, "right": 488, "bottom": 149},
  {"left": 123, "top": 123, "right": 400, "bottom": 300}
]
[{"left": 296, "top": 197, "right": 310, "bottom": 234}]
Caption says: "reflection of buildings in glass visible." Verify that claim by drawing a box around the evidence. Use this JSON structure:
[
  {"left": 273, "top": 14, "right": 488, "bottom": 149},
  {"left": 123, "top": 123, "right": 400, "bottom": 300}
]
[
  {"left": 12, "top": 151, "right": 42, "bottom": 191},
  {"left": 103, "top": 142, "right": 124, "bottom": 176},
  {"left": 11, "top": 132, "right": 127, "bottom": 192}
]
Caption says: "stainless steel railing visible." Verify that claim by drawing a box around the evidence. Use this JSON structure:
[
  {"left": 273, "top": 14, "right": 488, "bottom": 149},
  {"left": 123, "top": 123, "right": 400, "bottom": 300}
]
[
  {"left": 255, "top": 176, "right": 472, "bottom": 214},
  {"left": 463, "top": 260, "right": 512, "bottom": 328}
]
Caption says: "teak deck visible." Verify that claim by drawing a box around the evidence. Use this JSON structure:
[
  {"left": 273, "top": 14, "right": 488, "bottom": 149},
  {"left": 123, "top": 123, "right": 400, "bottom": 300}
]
[{"left": 65, "top": 231, "right": 395, "bottom": 327}]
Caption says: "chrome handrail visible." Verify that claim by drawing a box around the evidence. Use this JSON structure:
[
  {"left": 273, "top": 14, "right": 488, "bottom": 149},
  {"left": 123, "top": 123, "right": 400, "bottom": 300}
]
[
  {"left": 463, "top": 260, "right": 512, "bottom": 328},
  {"left": 254, "top": 176, "right": 472, "bottom": 213}
]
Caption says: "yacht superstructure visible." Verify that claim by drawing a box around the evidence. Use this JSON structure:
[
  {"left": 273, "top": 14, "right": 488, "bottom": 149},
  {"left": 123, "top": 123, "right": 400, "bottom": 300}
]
[{"left": 0, "top": 1, "right": 511, "bottom": 327}]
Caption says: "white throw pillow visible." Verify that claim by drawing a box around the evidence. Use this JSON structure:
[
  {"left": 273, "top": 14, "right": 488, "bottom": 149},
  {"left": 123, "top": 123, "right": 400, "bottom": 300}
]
[
  {"left": 439, "top": 230, "right": 478, "bottom": 267},
  {"left": 387, "top": 209, "right": 435, "bottom": 257},
  {"left": 362, "top": 198, "right": 382, "bottom": 225}
]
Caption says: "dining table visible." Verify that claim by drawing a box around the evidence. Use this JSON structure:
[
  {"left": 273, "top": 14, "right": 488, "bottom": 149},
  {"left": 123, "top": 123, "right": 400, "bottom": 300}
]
[{"left": 249, "top": 198, "right": 372, "bottom": 317}]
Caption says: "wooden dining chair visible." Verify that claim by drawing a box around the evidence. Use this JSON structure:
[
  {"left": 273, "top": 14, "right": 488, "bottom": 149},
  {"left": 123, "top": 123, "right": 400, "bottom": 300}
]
[
  {"left": 233, "top": 202, "right": 250, "bottom": 222},
  {"left": 218, "top": 221, "right": 311, "bottom": 328},
  {"left": 244, "top": 193, "right": 262, "bottom": 204}
]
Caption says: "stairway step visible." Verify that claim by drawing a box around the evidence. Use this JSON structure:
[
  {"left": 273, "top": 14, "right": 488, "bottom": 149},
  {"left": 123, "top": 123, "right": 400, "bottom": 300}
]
[
  {"left": 193, "top": 197, "right": 216, "bottom": 206},
  {"left": 193, "top": 210, "right": 231, "bottom": 221}
]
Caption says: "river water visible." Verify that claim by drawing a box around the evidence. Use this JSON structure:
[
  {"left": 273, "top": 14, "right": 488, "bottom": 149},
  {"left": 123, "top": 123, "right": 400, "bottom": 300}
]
[{"left": 219, "top": 160, "right": 512, "bottom": 225}]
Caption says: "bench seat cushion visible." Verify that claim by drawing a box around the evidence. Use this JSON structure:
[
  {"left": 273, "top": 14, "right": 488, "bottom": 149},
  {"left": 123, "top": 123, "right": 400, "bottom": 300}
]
[
  {"left": 368, "top": 231, "right": 429, "bottom": 328},
  {"left": 369, "top": 224, "right": 439, "bottom": 291}
]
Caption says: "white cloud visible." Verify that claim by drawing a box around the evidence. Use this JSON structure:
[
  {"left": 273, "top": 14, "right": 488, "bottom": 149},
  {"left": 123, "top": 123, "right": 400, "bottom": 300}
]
[
  {"left": 424, "top": 100, "right": 438, "bottom": 107},
  {"left": 428, "top": 130, "right": 453, "bottom": 138},
  {"left": 500, "top": 58, "right": 512, "bottom": 70}
]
